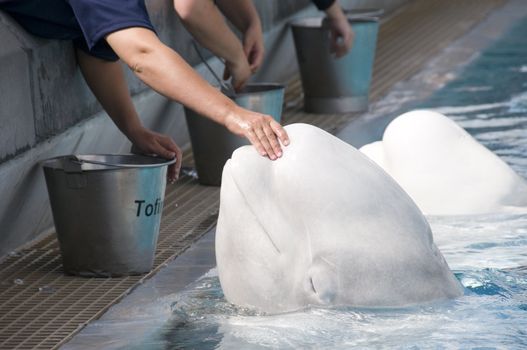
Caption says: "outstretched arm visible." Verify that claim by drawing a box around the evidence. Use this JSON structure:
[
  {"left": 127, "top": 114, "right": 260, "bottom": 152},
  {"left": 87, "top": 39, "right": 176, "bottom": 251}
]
[
  {"left": 215, "top": 0, "right": 264, "bottom": 73},
  {"left": 75, "top": 49, "right": 182, "bottom": 182},
  {"left": 105, "top": 27, "right": 289, "bottom": 160},
  {"left": 174, "top": 0, "right": 251, "bottom": 91}
]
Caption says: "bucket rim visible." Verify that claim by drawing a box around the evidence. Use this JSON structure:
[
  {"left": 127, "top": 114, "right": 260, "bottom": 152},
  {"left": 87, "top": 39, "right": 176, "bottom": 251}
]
[
  {"left": 290, "top": 15, "right": 379, "bottom": 28},
  {"left": 343, "top": 8, "right": 385, "bottom": 17},
  {"left": 41, "top": 153, "right": 177, "bottom": 171},
  {"left": 235, "top": 83, "right": 286, "bottom": 96}
]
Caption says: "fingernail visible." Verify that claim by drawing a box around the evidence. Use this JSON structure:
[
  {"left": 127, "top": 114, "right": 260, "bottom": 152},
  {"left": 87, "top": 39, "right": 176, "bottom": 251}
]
[{"left": 277, "top": 152, "right": 282, "bottom": 157}]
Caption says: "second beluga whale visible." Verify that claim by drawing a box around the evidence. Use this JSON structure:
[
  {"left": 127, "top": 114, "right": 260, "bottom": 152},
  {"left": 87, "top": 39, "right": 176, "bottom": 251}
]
[{"left": 360, "top": 110, "right": 527, "bottom": 215}]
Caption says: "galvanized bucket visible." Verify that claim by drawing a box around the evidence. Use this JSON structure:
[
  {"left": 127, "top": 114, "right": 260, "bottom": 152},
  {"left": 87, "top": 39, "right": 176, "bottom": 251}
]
[
  {"left": 42, "top": 154, "right": 176, "bottom": 277},
  {"left": 291, "top": 16, "right": 379, "bottom": 113},
  {"left": 185, "top": 83, "right": 284, "bottom": 186}
]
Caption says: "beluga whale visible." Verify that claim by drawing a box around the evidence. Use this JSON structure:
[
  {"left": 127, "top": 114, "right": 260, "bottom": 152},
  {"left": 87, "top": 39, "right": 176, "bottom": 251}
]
[
  {"left": 360, "top": 110, "right": 527, "bottom": 215},
  {"left": 216, "top": 123, "right": 462, "bottom": 314}
]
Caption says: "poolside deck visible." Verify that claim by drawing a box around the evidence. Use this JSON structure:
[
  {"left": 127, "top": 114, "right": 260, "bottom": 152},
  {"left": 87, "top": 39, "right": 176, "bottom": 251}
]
[{"left": 0, "top": 0, "right": 506, "bottom": 348}]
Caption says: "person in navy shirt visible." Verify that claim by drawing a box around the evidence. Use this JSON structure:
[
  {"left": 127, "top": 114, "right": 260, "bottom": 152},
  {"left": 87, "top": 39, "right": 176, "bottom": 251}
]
[{"left": 0, "top": 0, "right": 291, "bottom": 182}]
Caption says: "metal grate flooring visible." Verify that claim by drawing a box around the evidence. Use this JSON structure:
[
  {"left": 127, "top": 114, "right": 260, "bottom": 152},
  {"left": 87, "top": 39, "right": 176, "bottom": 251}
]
[{"left": 0, "top": 0, "right": 505, "bottom": 349}]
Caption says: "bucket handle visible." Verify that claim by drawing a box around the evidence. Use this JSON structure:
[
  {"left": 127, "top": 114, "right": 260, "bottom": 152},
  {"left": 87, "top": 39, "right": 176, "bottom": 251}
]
[
  {"left": 191, "top": 40, "right": 236, "bottom": 98},
  {"left": 63, "top": 155, "right": 177, "bottom": 173}
]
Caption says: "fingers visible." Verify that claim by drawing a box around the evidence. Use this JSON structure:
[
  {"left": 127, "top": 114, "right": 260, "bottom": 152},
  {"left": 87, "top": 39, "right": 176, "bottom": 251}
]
[
  {"left": 246, "top": 116, "right": 289, "bottom": 160},
  {"left": 223, "top": 107, "right": 289, "bottom": 161},
  {"left": 254, "top": 127, "right": 278, "bottom": 160},
  {"left": 328, "top": 18, "right": 354, "bottom": 58},
  {"left": 330, "top": 31, "right": 347, "bottom": 58},
  {"left": 245, "top": 130, "right": 267, "bottom": 158},
  {"left": 270, "top": 120, "right": 290, "bottom": 146},
  {"left": 151, "top": 135, "right": 177, "bottom": 160},
  {"left": 224, "top": 57, "right": 251, "bottom": 92},
  {"left": 245, "top": 44, "right": 264, "bottom": 73},
  {"left": 130, "top": 128, "right": 182, "bottom": 184},
  {"left": 249, "top": 49, "right": 264, "bottom": 73},
  {"left": 243, "top": 41, "right": 253, "bottom": 61},
  {"left": 336, "top": 30, "right": 353, "bottom": 58},
  {"left": 261, "top": 122, "right": 283, "bottom": 158},
  {"left": 243, "top": 26, "right": 264, "bottom": 73},
  {"left": 156, "top": 136, "right": 182, "bottom": 183},
  {"left": 345, "top": 29, "right": 354, "bottom": 51},
  {"left": 167, "top": 163, "right": 177, "bottom": 184}
]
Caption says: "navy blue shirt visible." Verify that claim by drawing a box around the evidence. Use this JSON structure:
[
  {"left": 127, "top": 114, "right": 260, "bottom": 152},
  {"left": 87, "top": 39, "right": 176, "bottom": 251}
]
[
  {"left": 312, "top": 0, "right": 336, "bottom": 11},
  {"left": 0, "top": 0, "right": 155, "bottom": 61}
]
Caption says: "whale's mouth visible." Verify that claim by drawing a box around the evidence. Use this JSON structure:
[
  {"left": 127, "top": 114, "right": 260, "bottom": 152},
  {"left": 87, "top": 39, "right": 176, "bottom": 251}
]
[
  {"left": 309, "top": 277, "right": 317, "bottom": 294},
  {"left": 224, "top": 162, "right": 281, "bottom": 255}
]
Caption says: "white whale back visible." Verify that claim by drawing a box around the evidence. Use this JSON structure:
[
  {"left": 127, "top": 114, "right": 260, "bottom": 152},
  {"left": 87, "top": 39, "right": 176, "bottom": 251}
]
[{"left": 360, "top": 110, "right": 527, "bottom": 215}]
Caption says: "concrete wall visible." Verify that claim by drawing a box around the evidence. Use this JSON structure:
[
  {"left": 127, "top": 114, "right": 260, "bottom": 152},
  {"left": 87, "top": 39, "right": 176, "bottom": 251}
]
[{"left": 0, "top": 0, "right": 406, "bottom": 257}]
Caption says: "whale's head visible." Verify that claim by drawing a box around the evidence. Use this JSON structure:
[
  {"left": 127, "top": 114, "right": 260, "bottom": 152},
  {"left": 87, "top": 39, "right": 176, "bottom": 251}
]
[{"left": 216, "top": 123, "right": 462, "bottom": 313}]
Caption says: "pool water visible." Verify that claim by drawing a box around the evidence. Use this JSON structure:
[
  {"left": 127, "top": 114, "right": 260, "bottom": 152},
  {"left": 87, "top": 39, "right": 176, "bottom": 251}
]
[
  {"left": 148, "top": 264, "right": 527, "bottom": 349},
  {"left": 97, "top": 17, "right": 527, "bottom": 350}
]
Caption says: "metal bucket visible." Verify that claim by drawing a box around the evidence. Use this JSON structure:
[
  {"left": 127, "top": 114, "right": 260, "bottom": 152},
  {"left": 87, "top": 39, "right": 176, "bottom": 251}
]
[
  {"left": 41, "top": 154, "right": 176, "bottom": 277},
  {"left": 291, "top": 16, "right": 379, "bottom": 113},
  {"left": 185, "top": 83, "right": 284, "bottom": 186}
]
